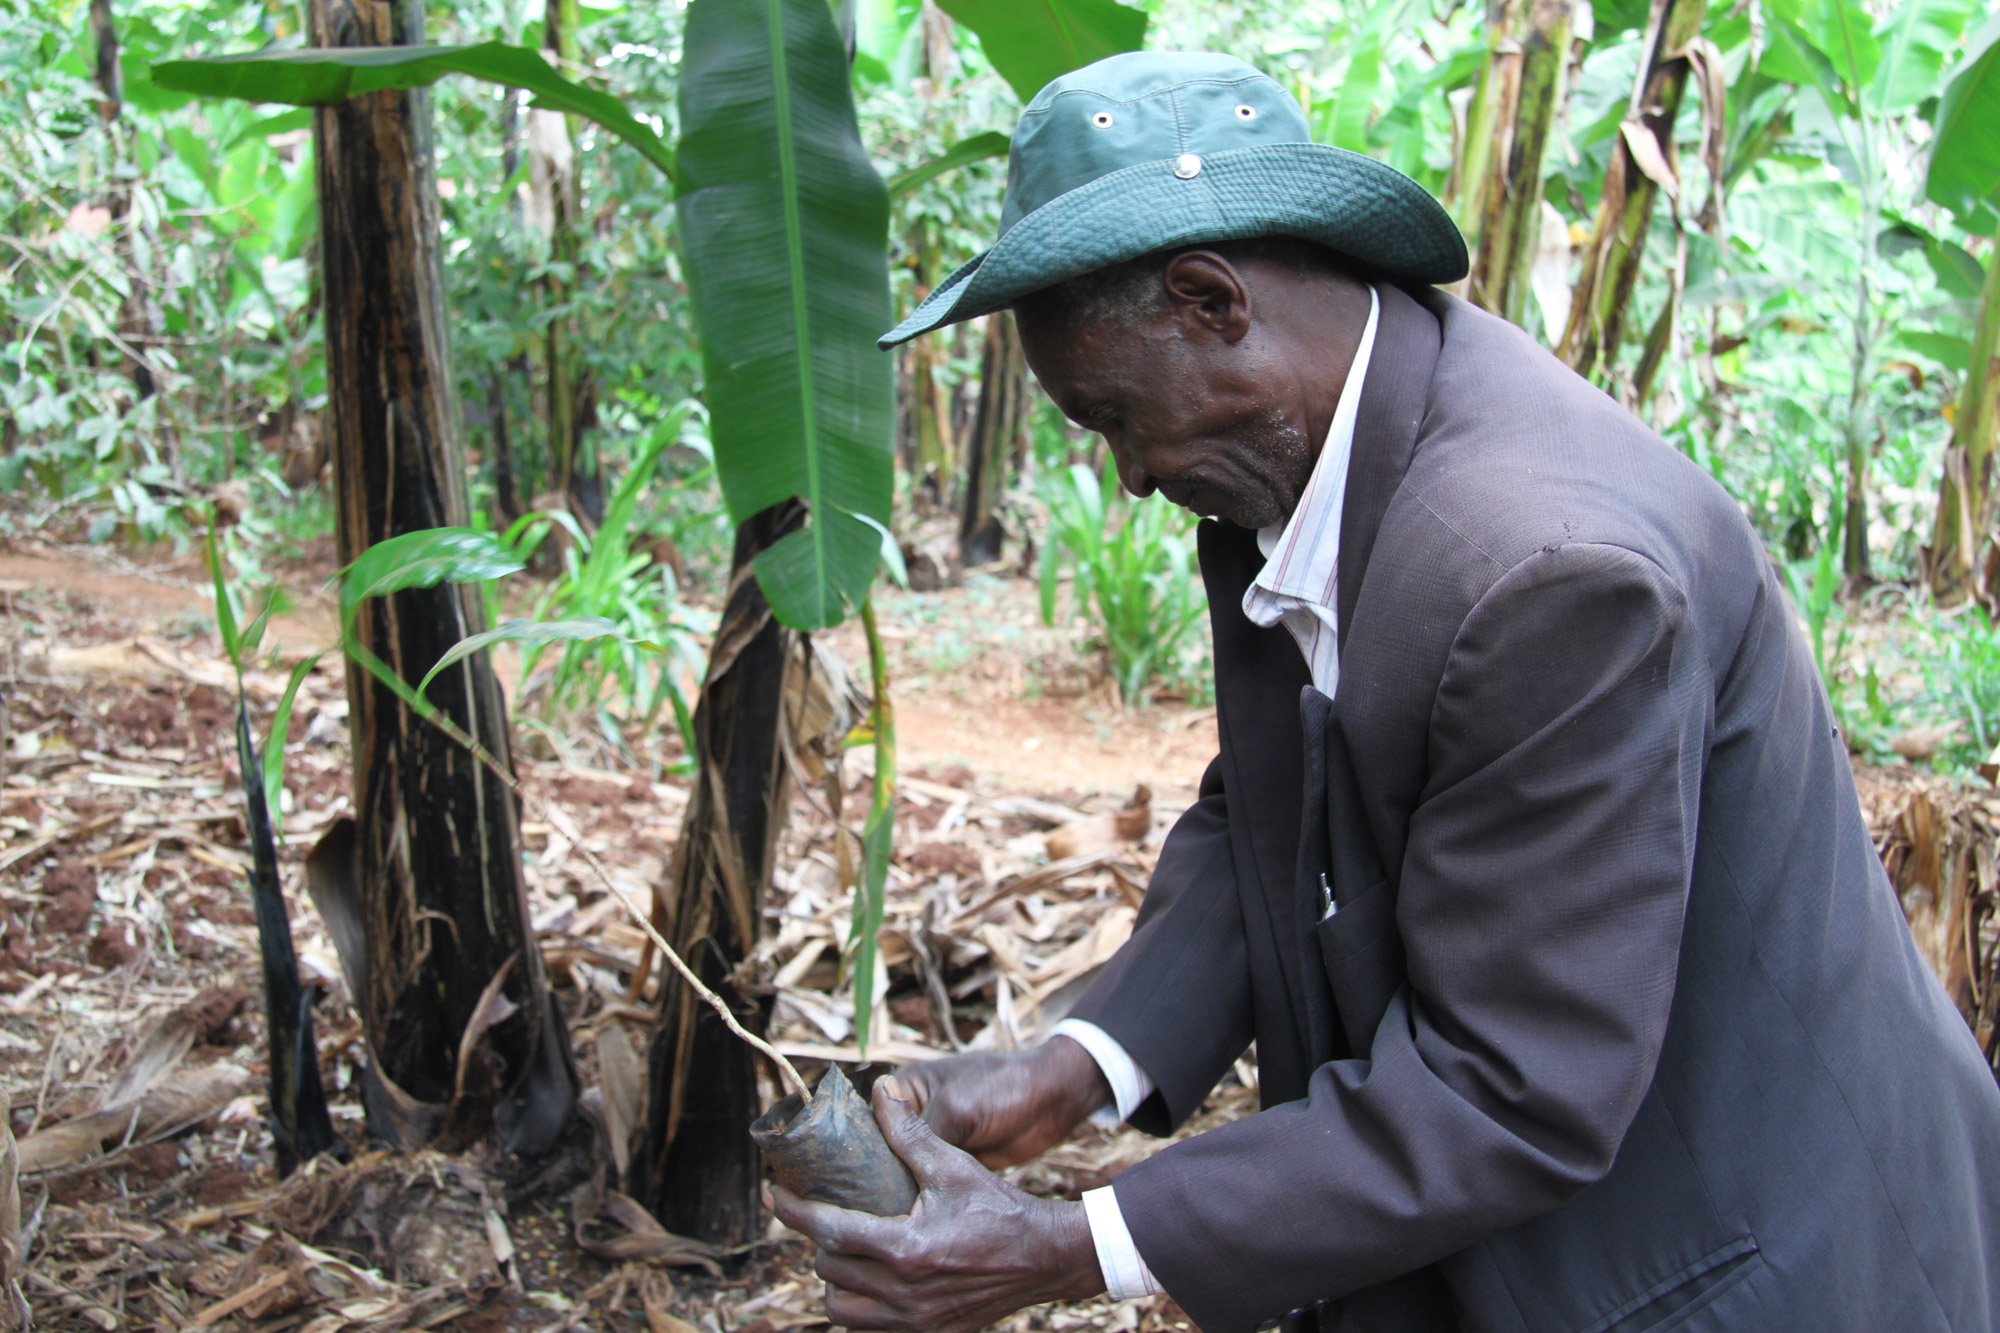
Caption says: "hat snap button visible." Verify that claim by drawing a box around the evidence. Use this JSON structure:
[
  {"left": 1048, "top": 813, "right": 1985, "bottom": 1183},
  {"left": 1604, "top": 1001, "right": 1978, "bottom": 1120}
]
[{"left": 1172, "top": 153, "right": 1203, "bottom": 179}]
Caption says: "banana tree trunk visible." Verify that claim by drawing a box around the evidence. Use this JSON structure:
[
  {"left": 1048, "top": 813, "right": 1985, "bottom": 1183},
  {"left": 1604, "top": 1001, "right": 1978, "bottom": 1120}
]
[
  {"left": 1558, "top": 0, "right": 1707, "bottom": 378},
  {"left": 533, "top": 0, "right": 594, "bottom": 514},
  {"left": 1928, "top": 235, "right": 2000, "bottom": 600},
  {"left": 310, "top": 0, "right": 576, "bottom": 1156},
  {"left": 959, "top": 311, "right": 1026, "bottom": 566},
  {"left": 90, "top": 0, "right": 166, "bottom": 422},
  {"left": 1459, "top": 0, "right": 1577, "bottom": 326},
  {"left": 633, "top": 502, "right": 804, "bottom": 1245}
]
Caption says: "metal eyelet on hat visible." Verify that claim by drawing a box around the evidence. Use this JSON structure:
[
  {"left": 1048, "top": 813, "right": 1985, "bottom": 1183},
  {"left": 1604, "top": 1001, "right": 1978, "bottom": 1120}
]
[
  {"left": 1091, "top": 111, "right": 1114, "bottom": 128},
  {"left": 1235, "top": 104, "right": 1258, "bottom": 119},
  {"left": 1173, "top": 153, "right": 1203, "bottom": 179}
]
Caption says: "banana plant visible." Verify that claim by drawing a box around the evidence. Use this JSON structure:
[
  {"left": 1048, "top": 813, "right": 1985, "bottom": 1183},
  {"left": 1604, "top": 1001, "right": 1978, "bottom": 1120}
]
[
  {"left": 1924, "top": 16, "right": 2000, "bottom": 598},
  {"left": 205, "top": 529, "right": 343, "bottom": 1177},
  {"left": 1748, "top": 0, "right": 1984, "bottom": 582}
]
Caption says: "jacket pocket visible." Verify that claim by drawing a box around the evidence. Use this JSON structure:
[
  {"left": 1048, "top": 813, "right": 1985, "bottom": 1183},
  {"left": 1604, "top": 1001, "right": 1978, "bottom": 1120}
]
[
  {"left": 1314, "top": 876, "right": 1405, "bottom": 1053},
  {"left": 1581, "top": 1236, "right": 1763, "bottom": 1333}
]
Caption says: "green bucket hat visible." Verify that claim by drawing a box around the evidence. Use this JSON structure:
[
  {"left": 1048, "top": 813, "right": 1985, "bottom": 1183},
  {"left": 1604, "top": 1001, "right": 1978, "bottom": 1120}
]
[{"left": 879, "top": 51, "right": 1468, "bottom": 349}]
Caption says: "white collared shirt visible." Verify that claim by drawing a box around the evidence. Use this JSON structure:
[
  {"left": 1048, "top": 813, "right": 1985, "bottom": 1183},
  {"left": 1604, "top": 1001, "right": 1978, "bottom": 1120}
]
[{"left": 1058, "top": 285, "right": 1380, "bottom": 1301}]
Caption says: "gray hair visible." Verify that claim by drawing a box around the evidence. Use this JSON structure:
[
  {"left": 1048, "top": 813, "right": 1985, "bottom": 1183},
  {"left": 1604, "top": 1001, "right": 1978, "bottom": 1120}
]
[{"left": 1015, "top": 235, "right": 1362, "bottom": 329}]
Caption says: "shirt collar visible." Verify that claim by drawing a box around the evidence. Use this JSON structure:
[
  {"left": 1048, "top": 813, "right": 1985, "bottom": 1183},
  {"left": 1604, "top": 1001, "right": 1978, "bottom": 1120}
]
[{"left": 1250, "top": 284, "right": 1381, "bottom": 604}]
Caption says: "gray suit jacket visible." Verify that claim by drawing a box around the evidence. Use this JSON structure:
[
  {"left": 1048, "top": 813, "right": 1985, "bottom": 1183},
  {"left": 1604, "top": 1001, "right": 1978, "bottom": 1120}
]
[{"left": 1067, "top": 285, "right": 2000, "bottom": 1333}]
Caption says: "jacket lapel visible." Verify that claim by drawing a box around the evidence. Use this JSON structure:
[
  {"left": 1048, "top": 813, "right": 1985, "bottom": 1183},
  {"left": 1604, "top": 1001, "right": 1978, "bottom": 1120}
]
[
  {"left": 1197, "top": 519, "right": 1316, "bottom": 1100},
  {"left": 1195, "top": 284, "right": 1445, "bottom": 1102},
  {"left": 1336, "top": 284, "right": 1444, "bottom": 657}
]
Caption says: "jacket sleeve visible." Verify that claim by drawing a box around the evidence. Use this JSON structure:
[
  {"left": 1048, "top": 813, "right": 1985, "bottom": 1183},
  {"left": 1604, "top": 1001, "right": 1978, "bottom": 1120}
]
[
  {"left": 1063, "top": 755, "right": 1256, "bottom": 1136},
  {"left": 1111, "top": 543, "right": 1712, "bottom": 1333}
]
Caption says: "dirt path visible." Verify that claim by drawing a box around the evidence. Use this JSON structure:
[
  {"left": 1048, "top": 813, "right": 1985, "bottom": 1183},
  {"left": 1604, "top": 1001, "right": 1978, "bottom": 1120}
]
[
  {"left": 6, "top": 541, "right": 1219, "bottom": 799},
  {"left": 0, "top": 543, "right": 338, "bottom": 653}
]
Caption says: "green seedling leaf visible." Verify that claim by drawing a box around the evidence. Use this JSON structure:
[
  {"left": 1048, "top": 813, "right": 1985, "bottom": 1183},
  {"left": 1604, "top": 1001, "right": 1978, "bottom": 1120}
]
[
  {"left": 207, "top": 526, "right": 242, "bottom": 671},
  {"left": 338, "top": 527, "right": 524, "bottom": 628},
  {"left": 887, "top": 130, "right": 1009, "bottom": 199},
  {"left": 240, "top": 586, "right": 297, "bottom": 665},
  {"left": 152, "top": 41, "right": 675, "bottom": 179},
  {"left": 416, "top": 617, "right": 632, "bottom": 697},
  {"left": 263, "top": 654, "right": 321, "bottom": 842}
]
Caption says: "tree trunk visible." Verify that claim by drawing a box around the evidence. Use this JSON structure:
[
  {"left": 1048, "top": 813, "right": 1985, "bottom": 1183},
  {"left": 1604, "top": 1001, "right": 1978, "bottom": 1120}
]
[
  {"left": 1558, "top": 0, "right": 1706, "bottom": 379},
  {"left": 489, "top": 372, "right": 521, "bottom": 523},
  {"left": 309, "top": 0, "right": 576, "bottom": 1156},
  {"left": 632, "top": 502, "right": 804, "bottom": 1245},
  {"left": 1842, "top": 257, "right": 1875, "bottom": 586},
  {"left": 959, "top": 312, "right": 1026, "bottom": 567},
  {"left": 1928, "top": 234, "right": 2000, "bottom": 601},
  {"left": 533, "top": 0, "right": 599, "bottom": 517},
  {"left": 90, "top": 0, "right": 164, "bottom": 414},
  {"left": 1458, "top": 0, "right": 1577, "bottom": 326}
]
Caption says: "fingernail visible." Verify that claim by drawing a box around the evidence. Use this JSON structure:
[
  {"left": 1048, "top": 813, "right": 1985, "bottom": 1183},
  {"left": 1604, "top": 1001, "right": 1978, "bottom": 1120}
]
[{"left": 879, "top": 1075, "right": 906, "bottom": 1102}]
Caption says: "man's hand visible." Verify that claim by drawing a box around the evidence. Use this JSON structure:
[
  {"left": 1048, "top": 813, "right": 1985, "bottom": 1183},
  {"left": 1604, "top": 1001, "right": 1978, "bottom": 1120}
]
[
  {"left": 894, "top": 1035, "right": 1112, "bottom": 1168},
  {"left": 770, "top": 1077, "right": 1106, "bottom": 1333}
]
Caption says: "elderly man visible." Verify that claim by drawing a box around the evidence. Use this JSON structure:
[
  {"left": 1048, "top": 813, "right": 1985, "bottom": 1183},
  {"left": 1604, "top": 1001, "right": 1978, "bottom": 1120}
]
[{"left": 771, "top": 51, "right": 2000, "bottom": 1333}]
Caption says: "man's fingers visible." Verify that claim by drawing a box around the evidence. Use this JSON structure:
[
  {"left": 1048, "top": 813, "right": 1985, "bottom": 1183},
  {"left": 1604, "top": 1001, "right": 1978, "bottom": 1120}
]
[
  {"left": 824, "top": 1284, "right": 904, "bottom": 1332},
  {"left": 890, "top": 1061, "right": 934, "bottom": 1114},
  {"left": 768, "top": 1185, "right": 900, "bottom": 1259},
  {"left": 874, "top": 1076, "right": 972, "bottom": 1182},
  {"left": 814, "top": 1246, "right": 895, "bottom": 1294}
]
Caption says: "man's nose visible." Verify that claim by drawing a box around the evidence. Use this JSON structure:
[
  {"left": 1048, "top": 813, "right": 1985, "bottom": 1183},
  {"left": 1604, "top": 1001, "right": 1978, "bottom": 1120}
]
[{"left": 1112, "top": 449, "right": 1155, "bottom": 499}]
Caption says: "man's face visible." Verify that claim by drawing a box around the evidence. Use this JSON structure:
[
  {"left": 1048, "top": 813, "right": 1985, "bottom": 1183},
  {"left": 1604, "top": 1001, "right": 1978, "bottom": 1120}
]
[{"left": 1015, "top": 279, "right": 1315, "bottom": 531}]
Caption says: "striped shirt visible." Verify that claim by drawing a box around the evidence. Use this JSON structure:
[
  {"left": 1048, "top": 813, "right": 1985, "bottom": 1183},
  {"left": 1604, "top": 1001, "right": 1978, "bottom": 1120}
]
[{"left": 1242, "top": 284, "right": 1381, "bottom": 697}]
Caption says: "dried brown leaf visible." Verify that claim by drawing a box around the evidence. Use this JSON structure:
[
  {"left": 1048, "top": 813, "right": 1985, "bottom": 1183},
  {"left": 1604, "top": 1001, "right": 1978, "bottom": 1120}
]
[
  {"left": 19, "top": 1062, "right": 248, "bottom": 1174},
  {"left": 596, "top": 1017, "right": 644, "bottom": 1180}
]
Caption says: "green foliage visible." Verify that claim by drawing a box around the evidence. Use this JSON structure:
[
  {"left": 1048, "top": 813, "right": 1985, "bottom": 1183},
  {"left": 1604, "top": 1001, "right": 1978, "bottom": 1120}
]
[
  {"left": 152, "top": 40, "right": 675, "bottom": 177},
  {"left": 848, "top": 599, "right": 896, "bottom": 1055},
  {"left": 2, "top": 0, "right": 320, "bottom": 548},
  {"left": 1039, "top": 465, "right": 1208, "bottom": 706},
  {"left": 1926, "top": 18, "right": 2000, "bottom": 222},
  {"left": 932, "top": 0, "right": 1148, "bottom": 103},
  {"left": 678, "top": 0, "right": 895, "bottom": 631},
  {"left": 337, "top": 527, "right": 524, "bottom": 630},
  {"left": 887, "top": 130, "right": 1009, "bottom": 199},
  {"left": 1922, "top": 604, "right": 2000, "bottom": 770},
  {"left": 206, "top": 524, "right": 317, "bottom": 841},
  {"left": 497, "top": 409, "right": 711, "bottom": 751}
]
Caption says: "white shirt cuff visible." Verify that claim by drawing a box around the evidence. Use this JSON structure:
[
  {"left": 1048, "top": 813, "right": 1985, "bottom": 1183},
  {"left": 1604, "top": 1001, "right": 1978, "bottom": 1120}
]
[
  {"left": 1083, "top": 1185, "right": 1165, "bottom": 1300},
  {"left": 1048, "top": 1019, "right": 1157, "bottom": 1122}
]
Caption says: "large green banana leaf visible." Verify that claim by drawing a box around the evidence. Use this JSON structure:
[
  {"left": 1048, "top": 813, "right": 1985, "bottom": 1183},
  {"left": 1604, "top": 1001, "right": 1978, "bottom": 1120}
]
[
  {"left": 151, "top": 41, "right": 674, "bottom": 177},
  {"left": 935, "top": 0, "right": 1147, "bottom": 103},
  {"left": 680, "top": 0, "right": 894, "bottom": 631},
  {"left": 1927, "top": 18, "right": 2000, "bottom": 221},
  {"left": 1870, "top": 0, "right": 1980, "bottom": 113}
]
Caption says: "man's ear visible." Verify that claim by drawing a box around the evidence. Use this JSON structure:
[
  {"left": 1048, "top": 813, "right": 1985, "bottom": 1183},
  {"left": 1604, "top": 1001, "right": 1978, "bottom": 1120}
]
[{"left": 1162, "top": 251, "right": 1252, "bottom": 344}]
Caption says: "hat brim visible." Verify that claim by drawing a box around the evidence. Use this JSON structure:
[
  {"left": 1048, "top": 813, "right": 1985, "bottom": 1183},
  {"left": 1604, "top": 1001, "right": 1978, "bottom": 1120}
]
[{"left": 879, "top": 142, "right": 1467, "bottom": 349}]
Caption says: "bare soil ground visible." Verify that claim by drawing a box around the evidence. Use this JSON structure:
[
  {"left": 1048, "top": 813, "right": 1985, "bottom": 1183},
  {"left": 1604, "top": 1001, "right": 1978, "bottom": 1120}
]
[{"left": 1, "top": 537, "right": 1991, "bottom": 1332}]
